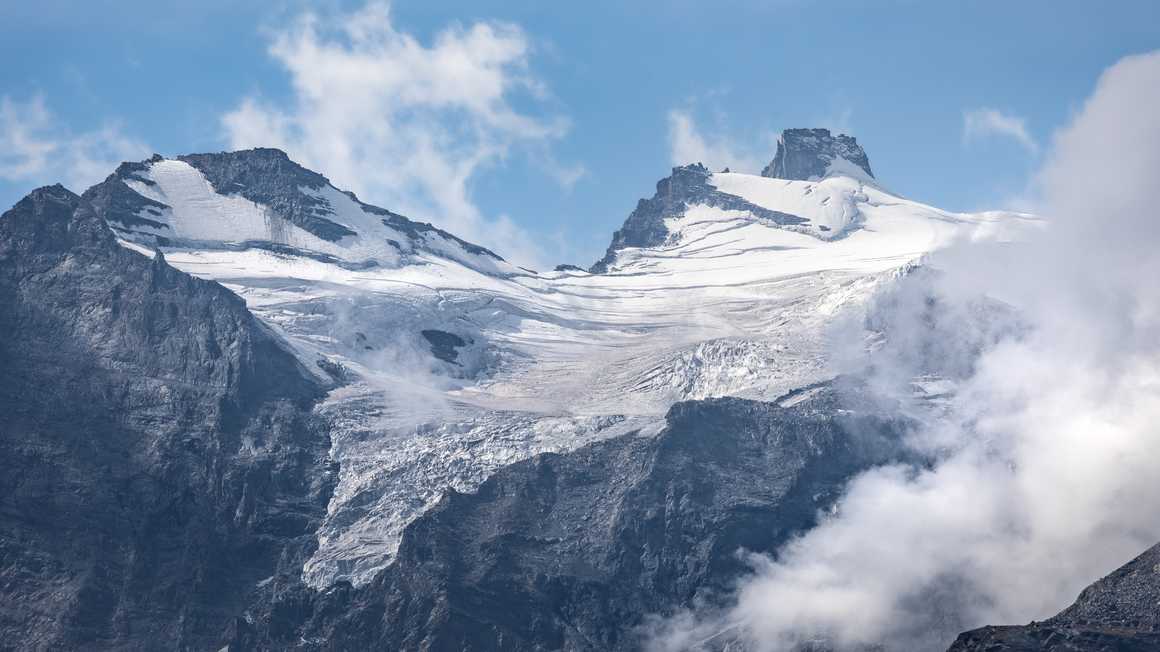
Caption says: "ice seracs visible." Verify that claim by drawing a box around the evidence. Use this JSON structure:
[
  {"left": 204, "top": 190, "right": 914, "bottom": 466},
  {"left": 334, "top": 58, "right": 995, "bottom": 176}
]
[{"left": 81, "top": 131, "right": 1037, "bottom": 588}]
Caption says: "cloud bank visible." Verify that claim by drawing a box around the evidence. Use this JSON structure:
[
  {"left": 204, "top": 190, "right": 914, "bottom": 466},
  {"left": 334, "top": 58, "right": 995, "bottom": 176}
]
[
  {"left": 653, "top": 50, "right": 1160, "bottom": 651},
  {"left": 223, "top": 2, "right": 576, "bottom": 268}
]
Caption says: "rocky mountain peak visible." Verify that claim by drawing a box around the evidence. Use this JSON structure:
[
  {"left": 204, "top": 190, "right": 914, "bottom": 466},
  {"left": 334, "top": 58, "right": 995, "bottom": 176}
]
[
  {"left": 178, "top": 147, "right": 326, "bottom": 190},
  {"left": 176, "top": 148, "right": 358, "bottom": 242},
  {"left": 761, "top": 128, "right": 874, "bottom": 181},
  {"left": 589, "top": 162, "right": 807, "bottom": 273},
  {"left": 0, "top": 184, "right": 115, "bottom": 258},
  {"left": 81, "top": 149, "right": 508, "bottom": 273}
]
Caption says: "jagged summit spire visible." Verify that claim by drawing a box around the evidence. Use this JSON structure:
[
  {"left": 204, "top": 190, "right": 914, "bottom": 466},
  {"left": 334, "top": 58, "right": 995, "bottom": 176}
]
[{"left": 761, "top": 128, "right": 874, "bottom": 182}]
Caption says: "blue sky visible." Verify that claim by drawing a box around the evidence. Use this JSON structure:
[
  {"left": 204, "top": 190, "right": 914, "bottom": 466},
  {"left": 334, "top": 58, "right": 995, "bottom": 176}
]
[{"left": 2, "top": 0, "right": 1158, "bottom": 267}]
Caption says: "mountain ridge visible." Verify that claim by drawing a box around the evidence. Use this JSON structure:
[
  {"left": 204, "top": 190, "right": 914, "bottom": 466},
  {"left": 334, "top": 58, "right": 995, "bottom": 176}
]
[
  {"left": 0, "top": 130, "right": 1057, "bottom": 652},
  {"left": 83, "top": 147, "right": 510, "bottom": 276},
  {"left": 65, "top": 131, "right": 1027, "bottom": 591},
  {"left": 589, "top": 162, "right": 810, "bottom": 273}
]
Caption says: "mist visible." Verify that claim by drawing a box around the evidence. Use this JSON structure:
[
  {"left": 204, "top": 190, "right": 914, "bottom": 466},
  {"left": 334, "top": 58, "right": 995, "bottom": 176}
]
[{"left": 650, "top": 50, "right": 1160, "bottom": 651}]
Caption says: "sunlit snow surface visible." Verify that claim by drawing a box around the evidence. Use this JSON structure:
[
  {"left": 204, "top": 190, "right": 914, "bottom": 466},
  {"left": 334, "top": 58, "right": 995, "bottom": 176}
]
[{"left": 116, "top": 162, "right": 1036, "bottom": 587}]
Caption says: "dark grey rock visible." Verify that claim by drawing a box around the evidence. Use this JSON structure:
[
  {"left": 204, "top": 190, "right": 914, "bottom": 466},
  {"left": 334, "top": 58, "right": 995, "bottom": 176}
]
[
  {"left": 590, "top": 163, "right": 807, "bottom": 273},
  {"left": 421, "top": 329, "right": 469, "bottom": 364},
  {"left": 178, "top": 149, "right": 504, "bottom": 262},
  {"left": 179, "top": 148, "right": 357, "bottom": 242},
  {"left": 761, "top": 128, "right": 874, "bottom": 181},
  {"left": 0, "top": 186, "right": 335, "bottom": 651},
  {"left": 553, "top": 264, "right": 585, "bottom": 272},
  {"left": 380, "top": 213, "right": 504, "bottom": 261},
  {"left": 948, "top": 542, "right": 1160, "bottom": 651},
  {"left": 81, "top": 161, "right": 173, "bottom": 241},
  {"left": 84, "top": 148, "right": 506, "bottom": 268},
  {"left": 224, "top": 379, "right": 911, "bottom": 651}
]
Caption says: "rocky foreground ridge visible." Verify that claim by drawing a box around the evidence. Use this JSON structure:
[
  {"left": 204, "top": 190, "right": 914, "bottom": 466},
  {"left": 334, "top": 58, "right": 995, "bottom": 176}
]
[
  {"left": 949, "top": 543, "right": 1160, "bottom": 652},
  {"left": 0, "top": 186, "right": 334, "bottom": 649}
]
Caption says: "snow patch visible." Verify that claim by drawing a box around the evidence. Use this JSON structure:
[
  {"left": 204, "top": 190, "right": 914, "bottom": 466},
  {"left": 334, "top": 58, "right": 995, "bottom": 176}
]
[{"left": 709, "top": 171, "right": 866, "bottom": 237}]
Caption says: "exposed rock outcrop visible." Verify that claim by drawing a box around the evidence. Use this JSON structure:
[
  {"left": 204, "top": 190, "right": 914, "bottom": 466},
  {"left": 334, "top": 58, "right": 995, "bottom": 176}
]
[
  {"left": 227, "top": 380, "right": 909, "bottom": 651},
  {"left": 84, "top": 148, "right": 505, "bottom": 266},
  {"left": 590, "top": 163, "right": 807, "bottom": 273},
  {"left": 948, "top": 542, "right": 1160, "bottom": 651},
  {"left": 761, "top": 128, "right": 874, "bottom": 181},
  {"left": 0, "top": 186, "right": 335, "bottom": 650},
  {"left": 178, "top": 148, "right": 357, "bottom": 242}
]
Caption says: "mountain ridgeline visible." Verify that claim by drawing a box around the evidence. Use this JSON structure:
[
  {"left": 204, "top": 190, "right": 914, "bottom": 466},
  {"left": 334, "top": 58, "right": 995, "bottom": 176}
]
[
  {"left": 83, "top": 148, "right": 506, "bottom": 274},
  {"left": 590, "top": 127, "right": 874, "bottom": 273},
  {"left": 0, "top": 129, "right": 1156, "bottom": 652}
]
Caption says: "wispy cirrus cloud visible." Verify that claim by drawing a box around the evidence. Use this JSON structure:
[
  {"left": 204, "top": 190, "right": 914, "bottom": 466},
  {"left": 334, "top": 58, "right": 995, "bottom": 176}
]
[
  {"left": 963, "top": 107, "right": 1039, "bottom": 155},
  {"left": 666, "top": 107, "right": 773, "bottom": 174},
  {"left": 0, "top": 94, "right": 148, "bottom": 194},
  {"left": 222, "top": 1, "right": 578, "bottom": 268}
]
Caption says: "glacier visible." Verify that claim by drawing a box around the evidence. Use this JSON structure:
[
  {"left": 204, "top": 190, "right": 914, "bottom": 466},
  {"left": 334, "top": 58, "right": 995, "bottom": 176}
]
[{"left": 82, "top": 136, "right": 1037, "bottom": 588}]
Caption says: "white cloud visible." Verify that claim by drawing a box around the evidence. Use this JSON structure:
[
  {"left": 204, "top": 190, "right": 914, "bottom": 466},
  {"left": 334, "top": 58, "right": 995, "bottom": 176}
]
[
  {"left": 666, "top": 108, "right": 770, "bottom": 173},
  {"left": 0, "top": 96, "right": 55, "bottom": 181},
  {"left": 963, "top": 107, "right": 1039, "bottom": 154},
  {"left": 0, "top": 95, "right": 148, "bottom": 193},
  {"left": 652, "top": 50, "right": 1160, "bottom": 651},
  {"left": 222, "top": 2, "right": 575, "bottom": 268}
]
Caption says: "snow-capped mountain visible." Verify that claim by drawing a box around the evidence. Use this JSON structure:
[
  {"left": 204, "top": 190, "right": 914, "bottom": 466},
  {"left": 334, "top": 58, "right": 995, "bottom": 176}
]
[
  {"left": 2, "top": 128, "right": 1056, "bottom": 651},
  {"left": 84, "top": 148, "right": 513, "bottom": 275},
  {"left": 70, "top": 129, "right": 1034, "bottom": 590},
  {"left": 590, "top": 129, "right": 875, "bottom": 273}
]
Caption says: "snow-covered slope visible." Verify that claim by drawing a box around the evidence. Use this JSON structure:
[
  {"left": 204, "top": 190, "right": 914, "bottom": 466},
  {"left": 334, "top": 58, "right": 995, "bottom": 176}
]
[
  {"left": 83, "top": 136, "right": 1037, "bottom": 589},
  {"left": 85, "top": 149, "right": 513, "bottom": 275},
  {"left": 712, "top": 171, "right": 865, "bottom": 234}
]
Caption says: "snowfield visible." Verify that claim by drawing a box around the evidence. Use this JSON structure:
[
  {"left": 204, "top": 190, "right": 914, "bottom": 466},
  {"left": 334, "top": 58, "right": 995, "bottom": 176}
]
[
  {"left": 121, "top": 158, "right": 513, "bottom": 275},
  {"left": 113, "top": 158, "right": 1037, "bottom": 587}
]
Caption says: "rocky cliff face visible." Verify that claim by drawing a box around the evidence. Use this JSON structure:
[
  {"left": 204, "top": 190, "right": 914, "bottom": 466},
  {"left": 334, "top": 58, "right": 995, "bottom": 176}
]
[
  {"left": 590, "top": 163, "right": 807, "bottom": 273},
  {"left": 225, "top": 381, "right": 909, "bottom": 651},
  {"left": 948, "top": 542, "right": 1160, "bottom": 652},
  {"left": 0, "top": 186, "right": 335, "bottom": 650},
  {"left": 761, "top": 128, "right": 874, "bottom": 181},
  {"left": 80, "top": 157, "right": 173, "bottom": 242}
]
